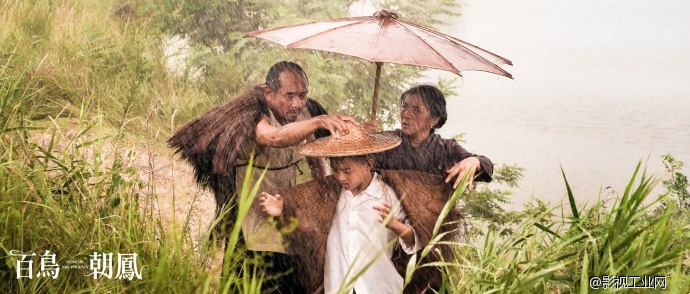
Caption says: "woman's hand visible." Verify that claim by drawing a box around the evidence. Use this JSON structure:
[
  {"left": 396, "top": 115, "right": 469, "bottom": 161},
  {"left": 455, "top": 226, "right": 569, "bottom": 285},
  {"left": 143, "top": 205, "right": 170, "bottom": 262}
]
[
  {"left": 362, "top": 119, "right": 378, "bottom": 133},
  {"left": 445, "top": 157, "right": 481, "bottom": 190}
]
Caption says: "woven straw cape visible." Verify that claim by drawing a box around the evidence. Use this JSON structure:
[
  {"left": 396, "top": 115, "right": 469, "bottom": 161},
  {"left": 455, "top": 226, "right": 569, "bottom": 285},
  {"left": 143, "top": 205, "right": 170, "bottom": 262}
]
[
  {"left": 166, "top": 86, "right": 329, "bottom": 234},
  {"left": 297, "top": 121, "right": 401, "bottom": 157}
]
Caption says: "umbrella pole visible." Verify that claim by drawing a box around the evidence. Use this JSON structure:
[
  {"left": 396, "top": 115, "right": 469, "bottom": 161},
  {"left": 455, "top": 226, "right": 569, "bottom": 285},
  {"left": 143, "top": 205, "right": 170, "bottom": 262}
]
[{"left": 371, "top": 62, "right": 383, "bottom": 121}]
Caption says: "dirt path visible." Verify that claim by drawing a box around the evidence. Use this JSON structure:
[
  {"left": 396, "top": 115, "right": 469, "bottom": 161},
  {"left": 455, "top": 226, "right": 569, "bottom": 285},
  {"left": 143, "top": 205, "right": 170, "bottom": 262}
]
[
  {"left": 133, "top": 148, "right": 216, "bottom": 241},
  {"left": 136, "top": 147, "right": 226, "bottom": 271},
  {"left": 32, "top": 123, "right": 222, "bottom": 270}
]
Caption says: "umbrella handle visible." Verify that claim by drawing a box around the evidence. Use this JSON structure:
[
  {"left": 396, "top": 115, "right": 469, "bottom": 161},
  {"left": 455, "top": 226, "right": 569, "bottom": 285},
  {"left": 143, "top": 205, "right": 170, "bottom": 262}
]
[{"left": 371, "top": 62, "right": 383, "bottom": 121}]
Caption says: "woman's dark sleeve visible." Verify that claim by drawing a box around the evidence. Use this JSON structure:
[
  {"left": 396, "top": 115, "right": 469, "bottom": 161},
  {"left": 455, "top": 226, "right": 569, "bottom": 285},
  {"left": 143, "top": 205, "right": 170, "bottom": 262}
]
[
  {"left": 371, "top": 151, "right": 386, "bottom": 171},
  {"left": 441, "top": 137, "right": 494, "bottom": 183}
]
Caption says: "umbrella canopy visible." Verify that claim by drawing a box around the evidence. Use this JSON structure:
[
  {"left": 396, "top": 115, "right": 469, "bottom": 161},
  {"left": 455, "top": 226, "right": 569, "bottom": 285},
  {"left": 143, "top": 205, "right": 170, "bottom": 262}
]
[{"left": 245, "top": 10, "right": 513, "bottom": 120}]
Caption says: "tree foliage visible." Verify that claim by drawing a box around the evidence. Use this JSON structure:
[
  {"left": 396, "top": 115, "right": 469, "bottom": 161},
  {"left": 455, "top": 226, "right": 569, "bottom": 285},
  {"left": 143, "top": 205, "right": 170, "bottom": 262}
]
[
  {"left": 660, "top": 153, "right": 690, "bottom": 209},
  {"left": 462, "top": 163, "right": 526, "bottom": 236},
  {"left": 154, "top": 0, "right": 462, "bottom": 127}
]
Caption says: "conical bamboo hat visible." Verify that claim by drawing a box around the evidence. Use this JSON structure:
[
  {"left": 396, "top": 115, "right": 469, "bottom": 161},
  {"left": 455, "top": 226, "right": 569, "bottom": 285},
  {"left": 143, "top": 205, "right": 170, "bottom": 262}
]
[{"left": 297, "top": 121, "right": 400, "bottom": 157}]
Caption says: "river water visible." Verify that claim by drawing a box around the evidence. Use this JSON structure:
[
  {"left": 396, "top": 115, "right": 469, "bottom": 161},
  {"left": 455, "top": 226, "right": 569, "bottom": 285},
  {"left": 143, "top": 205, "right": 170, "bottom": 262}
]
[
  {"left": 424, "top": 0, "right": 690, "bottom": 209},
  {"left": 440, "top": 83, "right": 689, "bottom": 209}
]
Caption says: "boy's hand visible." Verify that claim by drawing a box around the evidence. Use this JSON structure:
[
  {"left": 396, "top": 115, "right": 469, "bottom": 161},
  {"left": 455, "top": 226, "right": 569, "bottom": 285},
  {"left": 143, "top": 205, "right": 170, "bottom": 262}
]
[
  {"left": 374, "top": 202, "right": 415, "bottom": 246},
  {"left": 373, "top": 202, "right": 399, "bottom": 229},
  {"left": 260, "top": 192, "right": 283, "bottom": 217}
]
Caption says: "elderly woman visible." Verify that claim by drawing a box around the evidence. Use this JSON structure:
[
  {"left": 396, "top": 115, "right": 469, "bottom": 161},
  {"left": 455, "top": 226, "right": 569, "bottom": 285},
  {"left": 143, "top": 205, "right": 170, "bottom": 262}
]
[{"left": 367, "top": 84, "right": 493, "bottom": 189}]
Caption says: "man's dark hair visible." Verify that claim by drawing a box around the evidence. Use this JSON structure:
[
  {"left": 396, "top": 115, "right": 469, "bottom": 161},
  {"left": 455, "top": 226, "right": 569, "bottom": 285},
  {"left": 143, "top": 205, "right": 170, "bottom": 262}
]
[
  {"left": 329, "top": 155, "right": 372, "bottom": 167},
  {"left": 265, "top": 61, "right": 308, "bottom": 92},
  {"left": 400, "top": 84, "right": 448, "bottom": 132}
]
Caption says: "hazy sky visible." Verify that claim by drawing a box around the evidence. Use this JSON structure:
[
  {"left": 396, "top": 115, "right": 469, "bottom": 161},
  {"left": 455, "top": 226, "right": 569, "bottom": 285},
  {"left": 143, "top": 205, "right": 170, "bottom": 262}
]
[{"left": 451, "top": 0, "right": 690, "bottom": 101}]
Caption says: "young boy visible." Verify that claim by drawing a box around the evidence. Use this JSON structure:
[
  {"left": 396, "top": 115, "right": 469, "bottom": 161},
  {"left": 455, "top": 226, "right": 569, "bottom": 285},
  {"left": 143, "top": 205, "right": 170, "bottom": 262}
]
[{"left": 259, "top": 125, "right": 420, "bottom": 294}]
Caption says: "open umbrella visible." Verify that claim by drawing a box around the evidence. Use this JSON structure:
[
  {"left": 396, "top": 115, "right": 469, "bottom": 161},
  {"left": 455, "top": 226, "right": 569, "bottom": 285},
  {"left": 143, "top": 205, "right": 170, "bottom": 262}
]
[{"left": 245, "top": 10, "right": 513, "bottom": 120}]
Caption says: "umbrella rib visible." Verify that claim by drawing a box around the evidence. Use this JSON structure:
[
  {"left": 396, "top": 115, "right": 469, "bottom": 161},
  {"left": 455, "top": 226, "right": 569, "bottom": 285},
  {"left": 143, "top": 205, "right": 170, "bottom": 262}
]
[
  {"left": 246, "top": 15, "right": 368, "bottom": 37},
  {"left": 391, "top": 19, "right": 457, "bottom": 73},
  {"left": 397, "top": 20, "right": 513, "bottom": 78},
  {"left": 423, "top": 23, "right": 513, "bottom": 66},
  {"left": 396, "top": 21, "right": 513, "bottom": 79},
  {"left": 285, "top": 17, "right": 374, "bottom": 50},
  {"left": 372, "top": 18, "right": 385, "bottom": 60}
]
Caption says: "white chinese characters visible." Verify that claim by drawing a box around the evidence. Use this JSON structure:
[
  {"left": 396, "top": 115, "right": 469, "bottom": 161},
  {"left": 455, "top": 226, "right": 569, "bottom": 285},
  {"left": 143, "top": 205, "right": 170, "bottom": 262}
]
[
  {"left": 10, "top": 250, "right": 143, "bottom": 280},
  {"left": 89, "top": 252, "right": 143, "bottom": 280},
  {"left": 10, "top": 250, "right": 60, "bottom": 280}
]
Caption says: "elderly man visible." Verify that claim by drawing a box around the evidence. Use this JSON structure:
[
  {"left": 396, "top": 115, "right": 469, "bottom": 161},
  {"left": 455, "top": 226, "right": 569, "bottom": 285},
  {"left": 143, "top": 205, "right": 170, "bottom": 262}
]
[{"left": 168, "top": 61, "right": 354, "bottom": 293}]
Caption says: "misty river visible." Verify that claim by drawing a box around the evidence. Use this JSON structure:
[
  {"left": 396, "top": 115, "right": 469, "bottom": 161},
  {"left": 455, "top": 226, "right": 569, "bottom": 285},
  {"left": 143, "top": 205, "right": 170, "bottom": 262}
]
[{"left": 421, "top": 0, "right": 690, "bottom": 209}]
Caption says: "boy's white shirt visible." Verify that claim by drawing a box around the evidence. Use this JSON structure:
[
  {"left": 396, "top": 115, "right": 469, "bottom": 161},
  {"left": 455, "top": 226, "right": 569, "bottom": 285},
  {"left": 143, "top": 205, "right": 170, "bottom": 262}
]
[{"left": 324, "top": 172, "right": 421, "bottom": 294}]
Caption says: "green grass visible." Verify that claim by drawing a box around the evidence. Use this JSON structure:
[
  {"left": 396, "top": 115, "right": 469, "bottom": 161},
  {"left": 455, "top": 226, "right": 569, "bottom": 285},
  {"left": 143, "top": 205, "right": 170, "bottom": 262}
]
[
  {"left": 0, "top": 58, "right": 268, "bottom": 292},
  {"left": 448, "top": 163, "right": 690, "bottom": 293},
  {"left": 1, "top": 0, "right": 689, "bottom": 293}
]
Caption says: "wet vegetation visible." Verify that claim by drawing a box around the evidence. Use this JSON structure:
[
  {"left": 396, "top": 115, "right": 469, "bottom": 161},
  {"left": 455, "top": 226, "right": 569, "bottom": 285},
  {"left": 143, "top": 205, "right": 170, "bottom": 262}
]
[{"left": 1, "top": 0, "right": 689, "bottom": 292}]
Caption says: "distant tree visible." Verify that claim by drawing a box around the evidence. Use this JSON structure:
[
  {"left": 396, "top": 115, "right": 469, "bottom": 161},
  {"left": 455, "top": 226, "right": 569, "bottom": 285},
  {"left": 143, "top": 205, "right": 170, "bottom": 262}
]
[
  {"left": 155, "top": 0, "right": 462, "bottom": 126},
  {"left": 157, "top": 0, "right": 357, "bottom": 50}
]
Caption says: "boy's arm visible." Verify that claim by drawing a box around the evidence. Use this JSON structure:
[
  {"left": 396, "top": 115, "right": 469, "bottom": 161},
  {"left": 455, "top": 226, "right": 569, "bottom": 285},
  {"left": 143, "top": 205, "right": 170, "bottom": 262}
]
[
  {"left": 374, "top": 203, "right": 420, "bottom": 253},
  {"left": 398, "top": 219, "right": 421, "bottom": 254},
  {"left": 387, "top": 218, "right": 416, "bottom": 247}
]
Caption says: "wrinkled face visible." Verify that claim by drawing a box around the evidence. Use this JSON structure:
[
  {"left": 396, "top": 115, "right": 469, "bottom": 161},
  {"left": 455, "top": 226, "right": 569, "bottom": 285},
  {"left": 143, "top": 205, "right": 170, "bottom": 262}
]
[
  {"left": 331, "top": 157, "right": 374, "bottom": 195},
  {"left": 265, "top": 70, "right": 309, "bottom": 123},
  {"left": 400, "top": 94, "right": 439, "bottom": 138}
]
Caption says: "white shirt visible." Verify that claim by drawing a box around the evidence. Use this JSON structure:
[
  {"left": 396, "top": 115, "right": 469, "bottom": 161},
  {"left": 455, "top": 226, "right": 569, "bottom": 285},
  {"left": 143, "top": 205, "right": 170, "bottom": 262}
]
[{"left": 324, "top": 173, "right": 421, "bottom": 294}]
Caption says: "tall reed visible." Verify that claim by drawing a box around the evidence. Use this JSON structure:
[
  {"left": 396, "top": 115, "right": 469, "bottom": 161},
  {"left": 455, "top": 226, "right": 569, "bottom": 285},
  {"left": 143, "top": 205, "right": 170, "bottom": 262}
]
[{"left": 443, "top": 163, "right": 690, "bottom": 293}]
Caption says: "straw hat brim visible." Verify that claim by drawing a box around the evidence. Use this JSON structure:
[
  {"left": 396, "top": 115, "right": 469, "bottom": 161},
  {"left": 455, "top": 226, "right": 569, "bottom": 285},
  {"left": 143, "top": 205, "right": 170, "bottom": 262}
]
[{"left": 297, "top": 124, "right": 401, "bottom": 157}]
